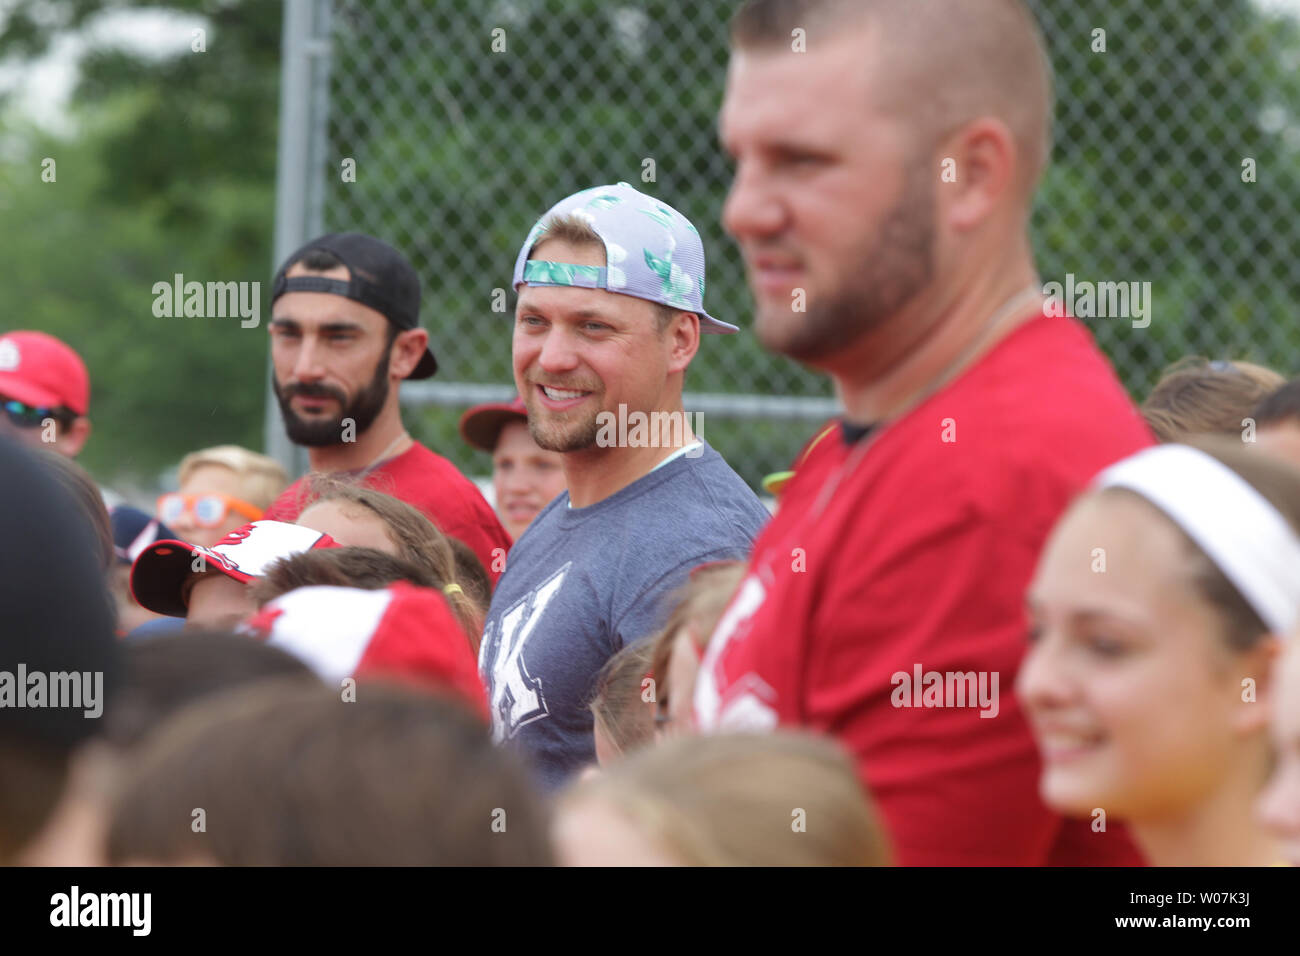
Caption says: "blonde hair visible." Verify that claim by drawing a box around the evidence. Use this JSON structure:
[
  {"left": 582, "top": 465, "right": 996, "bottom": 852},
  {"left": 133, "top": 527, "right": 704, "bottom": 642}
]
[
  {"left": 649, "top": 561, "right": 746, "bottom": 715},
  {"left": 588, "top": 639, "right": 656, "bottom": 760},
  {"left": 178, "top": 445, "right": 289, "bottom": 510},
  {"left": 561, "top": 732, "right": 892, "bottom": 866}
]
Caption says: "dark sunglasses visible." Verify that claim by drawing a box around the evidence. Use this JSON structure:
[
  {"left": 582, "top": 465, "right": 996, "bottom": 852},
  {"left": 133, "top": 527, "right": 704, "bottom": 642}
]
[{"left": 0, "top": 397, "right": 73, "bottom": 430}]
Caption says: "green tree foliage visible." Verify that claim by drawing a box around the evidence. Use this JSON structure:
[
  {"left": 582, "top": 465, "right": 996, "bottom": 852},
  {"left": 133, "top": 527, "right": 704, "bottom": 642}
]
[{"left": 0, "top": 0, "right": 280, "bottom": 485}]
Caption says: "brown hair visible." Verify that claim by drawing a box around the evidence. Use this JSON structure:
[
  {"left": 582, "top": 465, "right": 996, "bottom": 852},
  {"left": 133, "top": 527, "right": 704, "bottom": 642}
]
[
  {"left": 35, "top": 449, "right": 113, "bottom": 570},
  {"left": 1141, "top": 357, "right": 1285, "bottom": 443},
  {"left": 531, "top": 214, "right": 680, "bottom": 333},
  {"left": 1252, "top": 377, "right": 1300, "bottom": 429},
  {"left": 107, "top": 680, "right": 550, "bottom": 865},
  {"left": 648, "top": 561, "right": 746, "bottom": 719},
  {"left": 301, "top": 476, "right": 484, "bottom": 649},
  {"left": 560, "top": 732, "right": 891, "bottom": 866},
  {"left": 1096, "top": 436, "right": 1300, "bottom": 651},
  {"left": 588, "top": 639, "right": 656, "bottom": 761},
  {"left": 446, "top": 535, "right": 493, "bottom": 617},
  {"left": 104, "top": 630, "right": 319, "bottom": 751},
  {"left": 0, "top": 736, "right": 71, "bottom": 863},
  {"left": 251, "top": 547, "right": 441, "bottom": 608}
]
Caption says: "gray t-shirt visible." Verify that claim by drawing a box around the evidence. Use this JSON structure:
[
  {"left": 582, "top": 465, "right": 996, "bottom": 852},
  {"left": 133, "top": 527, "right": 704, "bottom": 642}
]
[{"left": 479, "top": 442, "right": 770, "bottom": 789}]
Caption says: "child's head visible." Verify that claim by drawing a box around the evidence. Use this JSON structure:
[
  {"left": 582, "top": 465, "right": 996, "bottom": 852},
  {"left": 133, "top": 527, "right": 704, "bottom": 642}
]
[
  {"left": 554, "top": 732, "right": 891, "bottom": 866},
  {"left": 251, "top": 546, "right": 441, "bottom": 607},
  {"left": 648, "top": 561, "right": 746, "bottom": 737},
  {"left": 294, "top": 477, "right": 483, "bottom": 648},
  {"left": 1141, "top": 356, "right": 1284, "bottom": 443},
  {"left": 107, "top": 680, "right": 549, "bottom": 866},
  {"left": 588, "top": 639, "right": 656, "bottom": 765}
]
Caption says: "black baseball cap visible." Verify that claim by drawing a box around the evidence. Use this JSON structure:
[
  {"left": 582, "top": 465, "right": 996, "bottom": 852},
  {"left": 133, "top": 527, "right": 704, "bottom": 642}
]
[{"left": 271, "top": 232, "right": 438, "bottom": 379}]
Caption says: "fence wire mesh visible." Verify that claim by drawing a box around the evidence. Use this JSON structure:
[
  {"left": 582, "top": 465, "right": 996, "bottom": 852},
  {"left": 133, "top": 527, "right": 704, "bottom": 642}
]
[{"left": 306, "top": 0, "right": 1300, "bottom": 487}]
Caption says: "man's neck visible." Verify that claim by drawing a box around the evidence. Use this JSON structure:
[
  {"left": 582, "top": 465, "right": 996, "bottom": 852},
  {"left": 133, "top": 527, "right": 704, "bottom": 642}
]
[
  {"left": 305, "top": 410, "right": 411, "bottom": 474},
  {"left": 564, "top": 407, "right": 697, "bottom": 509},
  {"left": 831, "top": 253, "right": 1042, "bottom": 425}
]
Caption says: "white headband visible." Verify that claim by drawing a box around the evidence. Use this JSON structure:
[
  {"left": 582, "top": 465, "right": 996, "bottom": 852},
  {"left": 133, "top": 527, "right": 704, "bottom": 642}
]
[{"left": 1095, "top": 444, "right": 1300, "bottom": 635}]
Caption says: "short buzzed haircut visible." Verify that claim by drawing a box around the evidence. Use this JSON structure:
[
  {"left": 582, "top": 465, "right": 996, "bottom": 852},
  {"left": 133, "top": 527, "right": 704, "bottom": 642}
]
[
  {"left": 107, "top": 680, "right": 551, "bottom": 865},
  {"left": 730, "top": 0, "right": 1055, "bottom": 195}
]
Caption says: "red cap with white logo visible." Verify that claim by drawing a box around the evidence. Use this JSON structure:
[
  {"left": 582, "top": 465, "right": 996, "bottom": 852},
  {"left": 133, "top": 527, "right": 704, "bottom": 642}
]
[
  {"left": 130, "top": 520, "right": 340, "bottom": 618},
  {"left": 242, "top": 582, "right": 488, "bottom": 719}
]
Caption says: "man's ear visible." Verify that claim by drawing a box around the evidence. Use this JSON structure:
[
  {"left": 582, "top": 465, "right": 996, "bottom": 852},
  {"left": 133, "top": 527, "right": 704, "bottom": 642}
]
[
  {"left": 666, "top": 311, "right": 700, "bottom": 375},
  {"left": 940, "top": 117, "right": 1017, "bottom": 233},
  {"left": 389, "top": 328, "right": 429, "bottom": 380},
  {"left": 59, "top": 417, "right": 91, "bottom": 458}
]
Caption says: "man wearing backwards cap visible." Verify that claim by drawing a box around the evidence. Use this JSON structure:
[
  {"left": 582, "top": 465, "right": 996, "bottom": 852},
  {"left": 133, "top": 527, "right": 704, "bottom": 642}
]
[
  {"left": 260, "top": 233, "right": 511, "bottom": 582},
  {"left": 0, "top": 330, "right": 92, "bottom": 458},
  {"left": 459, "top": 394, "right": 567, "bottom": 542},
  {"left": 478, "top": 182, "right": 769, "bottom": 789}
]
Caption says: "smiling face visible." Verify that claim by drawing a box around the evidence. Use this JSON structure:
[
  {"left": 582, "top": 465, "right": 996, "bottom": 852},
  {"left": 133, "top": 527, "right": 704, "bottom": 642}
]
[
  {"left": 720, "top": 29, "right": 936, "bottom": 366},
  {"left": 1258, "top": 641, "right": 1300, "bottom": 865},
  {"left": 513, "top": 239, "right": 689, "bottom": 454},
  {"left": 269, "top": 263, "right": 414, "bottom": 447},
  {"left": 1019, "top": 491, "right": 1271, "bottom": 822},
  {"left": 492, "top": 420, "right": 566, "bottom": 540}
]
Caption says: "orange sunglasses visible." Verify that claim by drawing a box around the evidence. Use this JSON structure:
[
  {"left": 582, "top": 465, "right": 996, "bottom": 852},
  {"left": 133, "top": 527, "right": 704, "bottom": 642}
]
[{"left": 157, "top": 492, "right": 263, "bottom": 529}]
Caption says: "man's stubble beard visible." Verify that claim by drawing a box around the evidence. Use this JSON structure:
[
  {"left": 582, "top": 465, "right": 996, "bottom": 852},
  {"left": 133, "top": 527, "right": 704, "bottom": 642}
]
[
  {"left": 275, "top": 347, "right": 392, "bottom": 448},
  {"left": 526, "top": 391, "right": 604, "bottom": 453},
  {"left": 756, "top": 158, "right": 937, "bottom": 364}
]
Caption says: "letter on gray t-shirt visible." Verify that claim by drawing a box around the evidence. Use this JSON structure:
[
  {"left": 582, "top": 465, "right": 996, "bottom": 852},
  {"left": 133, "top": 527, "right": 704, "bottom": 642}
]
[{"left": 478, "top": 442, "right": 770, "bottom": 790}]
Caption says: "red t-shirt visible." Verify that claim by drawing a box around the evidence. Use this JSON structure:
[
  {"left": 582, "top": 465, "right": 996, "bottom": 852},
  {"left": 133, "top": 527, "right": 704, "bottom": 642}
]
[
  {"left": 694, "top": 314, "right": 1153, "bottom": 866},
  {"left": 263, "top": 441, "right": 511, "bottom": 585}
]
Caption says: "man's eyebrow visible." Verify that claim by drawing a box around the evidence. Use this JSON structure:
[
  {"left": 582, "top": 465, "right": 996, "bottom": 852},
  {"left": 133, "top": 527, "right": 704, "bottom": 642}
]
[
  {"left": 517, "top": 302, "right": 616, "bottom": 323},
  {"left": 269, "top": 317, "right": 366, "bottom": 334},
  {"left": 764, "top": 140, "right": 835, "bottom": 158}
]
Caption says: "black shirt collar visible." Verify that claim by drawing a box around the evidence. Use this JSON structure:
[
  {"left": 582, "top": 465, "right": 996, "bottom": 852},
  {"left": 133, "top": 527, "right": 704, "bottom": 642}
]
[{"left": 840, "top": 420, "right": 876, "bottom": 445}]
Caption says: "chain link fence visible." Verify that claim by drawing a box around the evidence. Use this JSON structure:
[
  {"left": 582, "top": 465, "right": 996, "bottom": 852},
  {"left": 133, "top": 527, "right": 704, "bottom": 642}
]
[{"left": 285, "top": 0, "right": 1300, "bottom": 487}]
